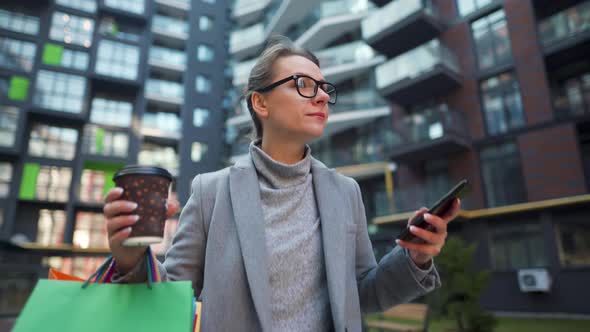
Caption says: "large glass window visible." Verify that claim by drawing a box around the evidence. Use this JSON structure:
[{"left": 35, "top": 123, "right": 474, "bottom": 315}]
[
  {"left": 556, "top": 221, "right": 590, "bottom": 267},
  {"left": 138, "top": 143, "right": 179, "bottom": 176},
  {"left": 28, "top": 124, "right": 78, "bottom": 160},
  {"left": 50, "top": 11, "right": 94, "bottom": 48},
  {"left": 36, "top": 209, "right": 66, "bottom": 246},
  {"left": 197, "top": 44, "right": 214, "bottom": 62},
  {"left": 142, "top": 111, "right": 181, "bottom": 138},
  {"left": 481, "top": 72, "right": 524, "bottom": 135},
  {"left": 43, "top": 44, "right": 89, "bottom": 71},
  {"left": 82, "top": 125, "right": 129, "bottom": 158},
  {"left": 0, "top": 37, "right": 36, "bottom": 72},
  {"left": 99, "top": 17, "right": 141, "bottom": 43},
  {"left": 74, "top": 212, "right": 109, "bottom": 249},
  {"left": 105, "top": 0, "right": 145, "bottom": 15},
  {"left": 195, "top": 75, "right": 212, "bottom": 93},
  {"left": 199, "top": 15, "right": 213, "bottom": 31},
  {"left": 90, "top": 97, "right": 133, "bottom": 127},
  {"left": 95, "top": 40, "right": 139, "bottom": 80},
  {"left": 191, "top": 142, "right": 208, "bottom": 162},
  {"left": 472, "top": 10, "right": 512, "bottom": 70},
  {"left": 480, "top": 142, "right": 527, "bottom": 207},
  {"left": 0, "top": 162, "right": 11, "bottom": 198},
  {"left": 0, "top": 9, "right": 39, "bottom": 35},
  {"left": 0, "top": 105, "right": 19, "bottom": 148},
  {"left": 193, "top": 107, "right": 210, "bottom": 127},
  {"left": 55, "top": 0, "right": 97, "bottom": 13},
  {"left": 34, "top": 70, "right": 86, "bottom": 113},
  {"left": 491, "top": 223, "right": 548, "bottom": 270},
  {"left": 553, "top": 72, "right": 590, "bottom": 118},
  {"left": 456, "top": 0, "right": 493, "bottom": 17}
]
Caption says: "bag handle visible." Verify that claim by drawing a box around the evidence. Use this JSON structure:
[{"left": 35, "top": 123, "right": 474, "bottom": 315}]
[{"left": 82, "top": 247, "right": 161, "bottom": 289}]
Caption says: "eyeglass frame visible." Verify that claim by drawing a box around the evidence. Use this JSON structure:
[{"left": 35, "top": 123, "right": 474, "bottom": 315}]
[{"left": 255, "top": 74, "right": 337, "bottom": 105}]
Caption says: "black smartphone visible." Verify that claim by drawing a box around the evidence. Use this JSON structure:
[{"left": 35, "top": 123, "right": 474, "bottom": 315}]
[{"left": 397, "top": 179, "right": 469, "bottom": 244}]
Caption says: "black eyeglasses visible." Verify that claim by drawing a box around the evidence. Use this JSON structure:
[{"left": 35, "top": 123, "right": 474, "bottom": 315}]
[{"left": 256, "top": 74, "right": 337, "bottom": 105}]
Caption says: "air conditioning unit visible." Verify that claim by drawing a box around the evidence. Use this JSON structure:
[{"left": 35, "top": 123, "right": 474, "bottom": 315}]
[{"left": 517, "top": 268, "right": 552, "bottom": 293}]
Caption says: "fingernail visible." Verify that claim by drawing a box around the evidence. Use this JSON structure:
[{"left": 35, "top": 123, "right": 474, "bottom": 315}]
[
  {"left": 125, "top": 227, "right": 132, "bottom": 233},
  {"left": 410, "top": 226, "right": 417, "bottom": 232},
  {"left": 129, "top": 202, "right": 138, "bottom": 209},
  {"left": 114, "top": 187, "right": 123, "bottom": 193},
  {"left": 395, "top": 239, "right": 400, "bottom": 244},
  {"left": 132, "top": 215, "right": 139, "bottom": 222}
]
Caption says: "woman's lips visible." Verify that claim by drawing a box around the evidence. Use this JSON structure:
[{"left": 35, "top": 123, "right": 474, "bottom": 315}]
[{"left": 306, "top": 112, "right": 326, "bottom": 120}]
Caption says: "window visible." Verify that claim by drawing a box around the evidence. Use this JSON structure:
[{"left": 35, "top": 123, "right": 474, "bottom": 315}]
[
  {"left": 82, "top": 125, "right": 129, "bottom": 157},
  {"left": 0, "top": 37, "right": 36, "bottom": 72},
  {"left": 89, "top": 97, "right": 132, "bottom": 127},
  {"left": 0, "top": 162, "right": 11, "bottom": 198},
  {"left": 74, "top": 212, "right": 109, "bottom": 249},
  {"left": 193, "top": 108, "right": 210, "bottom": 127},
  {"left": 55, "top": 0, "right": 97, "bottom": 13},
  {"left": 191, "top": 142, "right": 208, "bottom": 162},
  {"left": 553, "top": 72, "right": 590, "bottom": 118},
  {"left": 197, "top": 44, "right": 215, "bottom": 62},
  {"left": 146, "top": 79, "right": 184, "bottom": 99},
  {"left": 491, "top": 223, "right": 548, "bottom": 270},
  {"left": 34, "top": 70, "right": 86, "bottom": 113},
  {"left": 481, "top": 72, "right": 524, "bottom": 135},
  {"left": 556, "top": 221, "right": 590, "bottom": 267},
  {"left": 36, "top": 209, "right": 66, "bottom": 245},
  {"left": 138, "top": 143, "right": 179, "bottom": 176},
  {"left": 28, "top": 124, "right": 78, "bottom": 160},
  {"left": 99, "top": 17, "right": 141, "bottom": 43},
  {"left": 199, "top": 15, "right": 213, "bottom": 31},
  {"left": 43, "top": 44, "right": 89, "bottom": 71},
  {"left": 0, "top": 9, "right": 39, "bottom": 35},
  {"left": 480, "top": 142, "right": 527, "bottom": 207},
  {"left": 95, "top": 40, "right": 139, "bottom": 80},
  {"left": 457, "top": 0, "right": 493, "bottom": 17},
  {"left": 0, "top": 105, "right": 19, "bottom": 148},
  {"left": 50, "top": 12, "right": 94, "bottom": 48},
  {"left": 471, "top": 10, "right": 512, "bottom": 70},
  {"left": 19, "top": 164, "right": 72, "bottom": 201},
  {"left": 195, "top": 75, "right": 212, "bottom": 93},
  {"left": 105, "top": 0, "right": 145, "bottom": 15},
  {"left": 142, "top": 111, "right": 181, "bottom": 138}
]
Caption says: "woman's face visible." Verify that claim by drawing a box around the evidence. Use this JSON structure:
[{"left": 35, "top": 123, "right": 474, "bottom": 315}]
[{"left": 258, "top": 55, "right": 331, "bottom": 142}]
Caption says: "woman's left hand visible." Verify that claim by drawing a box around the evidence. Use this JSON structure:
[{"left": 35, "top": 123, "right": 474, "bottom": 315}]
[{"left": 395, "top": 198, "right": 461, "bottom": 268}]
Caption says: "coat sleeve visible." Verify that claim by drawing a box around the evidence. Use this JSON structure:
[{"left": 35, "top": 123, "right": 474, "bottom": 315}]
[{"left": 351, "top": 180, "right": 441, "bottom": 314}]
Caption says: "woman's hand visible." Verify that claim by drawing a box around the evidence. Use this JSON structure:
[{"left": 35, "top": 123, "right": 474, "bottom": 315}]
[
  {"left": 395, "top": 198, "right": 461, "bottom": 268},
  {"left": 103, "top": 187, "right": 180, "bottom": 273}
]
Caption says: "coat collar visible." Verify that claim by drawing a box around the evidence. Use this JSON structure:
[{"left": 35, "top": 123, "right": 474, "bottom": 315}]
[{"left": 229, "top": 154, "right": 347, "bottom": 331}]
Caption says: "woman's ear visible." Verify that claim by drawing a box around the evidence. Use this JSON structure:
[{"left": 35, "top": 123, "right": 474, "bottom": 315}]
[{"left": 251, "top": 92, "right": 269, "bottom": 119}]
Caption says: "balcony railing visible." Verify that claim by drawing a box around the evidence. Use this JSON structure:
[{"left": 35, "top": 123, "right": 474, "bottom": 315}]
[
  {"left": 538, "top": 1, "right": 590, "bottom": 49},
  {"left": 145, "top": 79, "right": 184, "bottom": 103},
  {"left": 316, "top": 41, "right": 380, "bottom": 69},
  {"left": 232, "top": 0, "right": 272, "bottom": 20},
  {"left": 149, "top": 46, "right": 186, "bottom": 70},
  {"left": 233, "top": 58, "right": 257, "bottom": 87},
  {"left": 229, "top": 23, "right": 265, "bottom": 54},
  {"left": 392, "top": 106, "right": 468, "bottom": 146},
  {"left": 332, "top": 90, "right": 388, "bottom": 114},
  {"left": 152, "top": 15, "right": 189, "bottom": 39}
]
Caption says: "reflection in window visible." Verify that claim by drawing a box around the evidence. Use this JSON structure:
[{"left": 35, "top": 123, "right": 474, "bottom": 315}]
[
  {"left": 481, "top": 72, "right": 524, "bottom": 135},
  {"left": 142, "top": 111, "right": 181, "bottom": 138},
  {"left": 191, "top": 142, "right": 208, "bottom": 162},
  {"left": 0, "top": 105, "right": 19, "bottom": 148},
  {"left": 193, "top": 107, "right": 210, "bottom": 127},
  {"left": 59, "top": 48, "right": 89, "bottom": 71},
  {"left": 34, "top": 70, "right": 86, "bottom": 113},
  {"left": 95, "top": 40, "right": 139, "bottom": 80},
  {"left": 491, "top": 223, "right": 547, "bottom": 269},
  {"left": 472, "top": 10, "right": 512, "bottom": 70},
  {"left": 480, "top": 142, "right": 527, "bottom": 207},
  {"left": 456, "top": 0, "right": 493, "bottom": 17},
  {"left": 50, "top": 12, "right": 94, "bottom": 48},
  {"left": 0, "top": 9, "right": 39, "bottom": 35},
  {"left": 195, "top": 75, "right": 212, "bottom": 93},
  {"left": 146, "top": 79, "right": 184, "bottom": 99},
  {"left": 74, "top": 212, "right": 109, "bottom": 249},
  {"left": 199, "top": 15, "right": 213, "bottom": 31},
  {"left": 197, "top": 44, "right": 215, "bottom": 62},
  {"left": 0, "top": 162, "right": 12, "bottom": 198},
  {"left": 90, "top": 97, "right": 132, "bottom": 127},
  {"left": 55, "top": 0, "right": 97, "bottom": 13},
  {"left": 0, "top": 37, "right": 36, "bottom": 72},
  {"left": 36, "top": 209, "right": 66, "bottom": 246},
  {"left": 557, "top": 221, "right": 590, "bottom": 267},
  {"left": 82, "top": 125, "right": 129, "bottom": 158},
  {"left": 105, "top": 0, "right": 145, "bottom": 15},
  {"left": 28, "top": 124, "right": 78, "bottom": 160},
  {"left": 139, "top": 143, "right": 179, "bottom": 176}
]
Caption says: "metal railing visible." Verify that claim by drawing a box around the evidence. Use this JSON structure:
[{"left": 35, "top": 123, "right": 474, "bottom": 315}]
[
  {"left": 538, "top": 1, "right": 590, "bottom": 47},
  {"left": 362, "top": 0, "right": 437, "bottom": 41}
]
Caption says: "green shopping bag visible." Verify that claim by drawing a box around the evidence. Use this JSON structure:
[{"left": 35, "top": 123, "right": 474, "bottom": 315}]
[{"left": 12, "top": 248, "right": 195, "bottom": 332}]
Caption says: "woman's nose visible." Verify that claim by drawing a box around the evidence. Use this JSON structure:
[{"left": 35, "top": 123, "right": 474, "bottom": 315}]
[{"left": 313, "top": 88, "right": 330, "bottom": 105}]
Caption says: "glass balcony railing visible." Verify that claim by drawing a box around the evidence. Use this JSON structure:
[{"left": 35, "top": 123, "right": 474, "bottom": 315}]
[
  {"left": 232, "top": 0, "right": 271, "bottom": 18},
  {"left": 233, "top": 58, "right": 257, "bottom": 86},
  {"left": 376, "top": 39, "right": 459, "bottom": 91},
  {"left": 152, "top": 15, "right": 189, "bottom": 38},
  {"left": 538, "top": 1, "right": 590, "bottom": 48},
  {"left": 149, "top": 46, "right": 186, "bottom": 68},
  {"left": 287, "top": 0, "right": 369, "bottom": 41},
  {"left": 316, "top": 41, "right": 380, "bottom": 69},
  {"left": 391, "top": 105, "right": 468, "bottom": 147},
  {"left": 229, "top": 23, "right": 265, "bottom": 54},
  {"left": 332, "top": 90, "right": 388, "bottom": 114},
  {"left": 362, "top": 0, "right": 437, "bottom": 41},
  {"left": 145, "top": 79, "right": 184, "bottom": 100}
]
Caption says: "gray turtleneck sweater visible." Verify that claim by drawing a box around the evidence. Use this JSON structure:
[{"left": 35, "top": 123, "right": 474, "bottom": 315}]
[{"left": 250, "top": 142, "right": 333, "bottom": 332}]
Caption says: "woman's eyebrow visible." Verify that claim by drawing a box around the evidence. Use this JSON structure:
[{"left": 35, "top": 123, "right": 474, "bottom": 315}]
[{"left": 293, "top": 72, "right": 326, "bottom": 82}]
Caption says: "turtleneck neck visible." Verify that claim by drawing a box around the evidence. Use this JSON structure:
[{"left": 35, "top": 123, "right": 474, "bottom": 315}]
[{"left": 249, "top": 139, "right": 311, "bottom": 189}]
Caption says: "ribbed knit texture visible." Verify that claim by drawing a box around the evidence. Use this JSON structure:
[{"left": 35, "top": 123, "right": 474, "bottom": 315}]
[{"left": 250, "top": 141, "right": 333, "bottom": 332}]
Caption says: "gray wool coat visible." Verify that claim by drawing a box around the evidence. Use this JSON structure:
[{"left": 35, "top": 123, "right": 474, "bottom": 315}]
[{"left": 122, "top": 156, "right": 440, "bottom": 332}]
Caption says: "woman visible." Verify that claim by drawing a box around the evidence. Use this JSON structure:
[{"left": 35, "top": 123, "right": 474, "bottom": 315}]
[{"left": 103, "top": 37, "right": 460, "bottom": 332}]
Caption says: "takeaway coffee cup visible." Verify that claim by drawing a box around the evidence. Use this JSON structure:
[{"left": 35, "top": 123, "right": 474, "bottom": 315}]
[{"left": 113, "top": 165, "right": 173, "bottom": 246}]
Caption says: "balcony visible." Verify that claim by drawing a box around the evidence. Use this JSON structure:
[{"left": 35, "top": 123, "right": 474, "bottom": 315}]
[
  {"left": 324, "top": 90, "right": 390, "bottom": 137},
  {"left": 362, "top": 0, "right": 444, "bottom": 57},
  {"left": 538, "top": 1, "right": 590, "bottom": 67},
  {"left": 317, "top": 41, "right": 385, "bottom": 84},
  {"left": 375, "top": 39, "right": 461, "bottom": 106},
  {"left": 145, "top": 79, "right": 184, "bottom": 107},
  {"left": 229, "top": 23, "right": 266, "bottom": 60},
  {"left": 232, "top": 0, "right": 272, "bottom": 26},
  {"left": 389, "top": 105, "right": 470, "bottom": 163},
  {"left": 148, "top": 46, "right": 186, "bottom": 74},
  {"left": 226, "top": 99, "right": 251, "bottom": 128},
  {"left": 152, "top": 15, "right": 189, "bottom": 45},
  {"left": 292, "top": 0, "right": 369, "bottom": 51},
  {"left": 155, "top": 0, "right": 190, "bottom": 13},
  {"left": 232, "top": 58, "right": 257, "bottom": 88}
]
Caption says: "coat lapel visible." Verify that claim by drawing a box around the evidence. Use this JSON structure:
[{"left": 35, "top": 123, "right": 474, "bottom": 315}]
[
  {"left": 229, "top": 157, "right": 272, "bottom": 331},
  {"left": 311, "top": 158, "right": 347, "bottom": 332}
]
